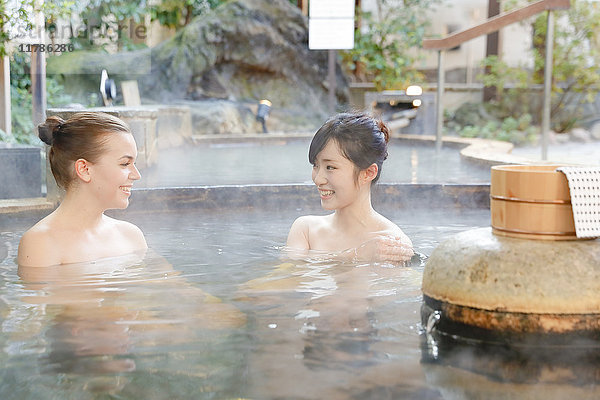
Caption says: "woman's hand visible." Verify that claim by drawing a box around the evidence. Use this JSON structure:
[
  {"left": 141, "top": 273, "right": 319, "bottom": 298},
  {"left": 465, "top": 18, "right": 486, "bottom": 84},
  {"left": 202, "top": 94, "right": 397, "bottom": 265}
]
[{"left": 355, "top": 235, "right": 414, "bottom": 264}]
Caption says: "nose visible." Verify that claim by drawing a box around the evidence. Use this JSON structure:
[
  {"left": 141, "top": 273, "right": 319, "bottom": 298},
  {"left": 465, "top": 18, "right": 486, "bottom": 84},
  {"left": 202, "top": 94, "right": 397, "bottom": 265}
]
[
  {"left": 130, "top": 164, "right": 141, "bottom": 181},
  {"left": 312, "top": 166, "right": 326, "bottom": 186}
]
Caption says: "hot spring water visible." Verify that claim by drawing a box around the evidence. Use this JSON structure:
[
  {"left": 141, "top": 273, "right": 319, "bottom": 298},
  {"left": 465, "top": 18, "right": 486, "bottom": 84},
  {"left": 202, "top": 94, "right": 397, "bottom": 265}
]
[{"left": 2, "top": 204, "right": 598, "bottom": 399}]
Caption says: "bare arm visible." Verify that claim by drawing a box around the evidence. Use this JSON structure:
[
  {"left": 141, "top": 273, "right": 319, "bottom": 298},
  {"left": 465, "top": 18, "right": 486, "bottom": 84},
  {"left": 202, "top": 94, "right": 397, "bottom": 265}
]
[
  {"left": 355, "top": 228, "right": 414, "bottom": 265},
  {"left": 284, "top": 216, "right": 310, "bottom": 259},
  {"left": 119, "top": 221, "right": 148, "bottom": 251},
  {"left": 17, "top": 230, "right": 62, "bottom": 268},
  {"left": 369, "top": 234, "right": 414, "bottom": 263}
]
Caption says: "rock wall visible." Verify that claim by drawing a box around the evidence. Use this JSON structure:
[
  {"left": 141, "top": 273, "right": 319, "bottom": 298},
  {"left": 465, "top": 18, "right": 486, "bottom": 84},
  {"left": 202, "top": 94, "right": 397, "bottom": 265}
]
[{"left": 47, "top": 0, "right": 349, "bottom": 134}]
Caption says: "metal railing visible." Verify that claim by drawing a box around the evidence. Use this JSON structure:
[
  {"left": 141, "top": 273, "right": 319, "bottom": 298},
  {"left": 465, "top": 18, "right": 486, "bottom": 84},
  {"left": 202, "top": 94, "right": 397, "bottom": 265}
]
[{"left": 422, "top": 0, "right": 571, "bottom": 158}]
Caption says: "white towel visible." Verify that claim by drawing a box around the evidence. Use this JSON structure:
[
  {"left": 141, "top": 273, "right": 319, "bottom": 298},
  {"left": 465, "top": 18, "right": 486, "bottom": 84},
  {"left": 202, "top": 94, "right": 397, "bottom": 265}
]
[{"left": 556, "top": 166, "right": 600, "bottom": 238}]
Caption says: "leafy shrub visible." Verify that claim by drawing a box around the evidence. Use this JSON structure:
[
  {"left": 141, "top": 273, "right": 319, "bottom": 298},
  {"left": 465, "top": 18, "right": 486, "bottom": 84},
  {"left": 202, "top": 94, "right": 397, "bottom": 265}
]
[
  {"left": 480, "top": 0, "right": 600, "bottom": 132},
  {"left": 455, "top": 107, "right": 537, "bottom": 145},
  {"left": 5, "top": 52, "right": 75, "bottom": 145},
  {"left": 340, "top": 0, "right": 441, "bottom": 90}
]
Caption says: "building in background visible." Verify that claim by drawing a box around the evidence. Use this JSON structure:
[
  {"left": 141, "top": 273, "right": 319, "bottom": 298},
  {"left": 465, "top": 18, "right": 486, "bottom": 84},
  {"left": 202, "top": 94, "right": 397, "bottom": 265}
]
[{"left": 361, "top": 0, "right": 534, "bottom": 85}]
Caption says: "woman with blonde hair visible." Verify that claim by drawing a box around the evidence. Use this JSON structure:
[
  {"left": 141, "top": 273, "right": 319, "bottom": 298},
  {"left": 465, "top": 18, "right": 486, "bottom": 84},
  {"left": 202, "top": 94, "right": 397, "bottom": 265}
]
[{"left": 18, "top": 112, "right": 147, "bottom": 267}]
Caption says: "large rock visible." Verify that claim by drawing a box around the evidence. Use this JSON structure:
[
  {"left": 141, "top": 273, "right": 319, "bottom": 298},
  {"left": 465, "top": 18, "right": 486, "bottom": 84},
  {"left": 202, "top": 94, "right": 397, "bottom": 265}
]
[
  {"left": 177, "top": 99, "right": 256, "bottom": 135},
  {"left": 47, "top": 0, "right": 348, "bottom": 132},
  {"left": 423, "top": 227, "right": 600, "bottom": 314},
  {"left": 422, "top": 227, "right": 600, "bottom": 335},
  {"left": 421, "top": 227, "right": 600, "bottom": 391}
]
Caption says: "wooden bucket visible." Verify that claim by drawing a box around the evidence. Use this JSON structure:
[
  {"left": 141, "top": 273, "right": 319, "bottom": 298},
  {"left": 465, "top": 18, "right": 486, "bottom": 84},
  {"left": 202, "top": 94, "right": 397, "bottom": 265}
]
[{"left": 490, "top": 164, "right": 577, "bottom": 240}]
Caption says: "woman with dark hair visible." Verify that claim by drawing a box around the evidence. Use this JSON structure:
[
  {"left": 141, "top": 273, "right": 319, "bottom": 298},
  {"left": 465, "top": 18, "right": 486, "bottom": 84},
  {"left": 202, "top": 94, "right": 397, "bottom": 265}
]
[
  {"left": 18, "top": 112, "right": 147, "bottom": 267},
  {"left": 286, "top": 113, "right": 413, "bottom": 263}
]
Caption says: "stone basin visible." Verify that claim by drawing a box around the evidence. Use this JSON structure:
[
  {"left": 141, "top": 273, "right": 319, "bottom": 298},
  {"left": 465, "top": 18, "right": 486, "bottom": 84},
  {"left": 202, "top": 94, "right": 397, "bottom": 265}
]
[{"left": 421, "top": 227, "right": 600, "bottom": 337}]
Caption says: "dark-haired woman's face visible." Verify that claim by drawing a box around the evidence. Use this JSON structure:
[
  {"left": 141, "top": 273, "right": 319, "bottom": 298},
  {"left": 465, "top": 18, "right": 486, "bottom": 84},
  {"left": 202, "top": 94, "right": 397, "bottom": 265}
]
[
  {"left": 87, "top": 132, "right": 141, "bottom": 210},
  {"left": 311, "top": 140, "right": 362, "bottom": 211}
]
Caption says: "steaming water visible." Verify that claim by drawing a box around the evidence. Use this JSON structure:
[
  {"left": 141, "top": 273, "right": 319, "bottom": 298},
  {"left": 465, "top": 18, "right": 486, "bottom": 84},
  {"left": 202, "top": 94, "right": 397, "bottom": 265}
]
[
  {"left": 1, "top": 207, "right": 598, "bottom": 399},
  {"left": 137, "top": 140, "right": 491, "bottom": 187}
]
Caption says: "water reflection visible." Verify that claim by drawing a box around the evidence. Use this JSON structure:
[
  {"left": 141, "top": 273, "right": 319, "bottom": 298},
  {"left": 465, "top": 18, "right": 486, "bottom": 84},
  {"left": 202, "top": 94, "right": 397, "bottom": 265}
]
[
  {"left": 10, "top": 252, "right": 246, "bottom": 397},
  {"left": 1, "top": 206, "right": 492, "bottom": 399},
  {"left": 238, "top": 255, "right": 429, "bottom": 399},
  {"left": 420, "top": 309, "right": 600, "bottom": 399}
]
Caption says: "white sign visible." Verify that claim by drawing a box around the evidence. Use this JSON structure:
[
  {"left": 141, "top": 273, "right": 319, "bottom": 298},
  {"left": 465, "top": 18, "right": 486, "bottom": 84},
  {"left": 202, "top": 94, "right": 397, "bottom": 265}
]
[
  {"left": 309, "top": 0, "right": 355, "bottom": 19},
  {"left": 309, "top": 19, "right": 355, "bottom": 50},
  {"left": 308, "top": 0, "right": 355, "bottom": 50}
]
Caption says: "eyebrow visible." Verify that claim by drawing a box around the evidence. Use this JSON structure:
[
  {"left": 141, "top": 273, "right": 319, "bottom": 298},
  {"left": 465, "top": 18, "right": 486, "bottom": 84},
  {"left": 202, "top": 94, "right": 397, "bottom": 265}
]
[{"left": 119, "top": 155, "right": 135, "bottom": 160}]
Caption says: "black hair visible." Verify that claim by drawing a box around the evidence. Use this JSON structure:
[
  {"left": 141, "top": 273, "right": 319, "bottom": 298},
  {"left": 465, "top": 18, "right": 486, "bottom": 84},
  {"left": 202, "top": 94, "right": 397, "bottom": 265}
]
[{"left": 308, "top": 113, "right": 390, "bottom": 184}]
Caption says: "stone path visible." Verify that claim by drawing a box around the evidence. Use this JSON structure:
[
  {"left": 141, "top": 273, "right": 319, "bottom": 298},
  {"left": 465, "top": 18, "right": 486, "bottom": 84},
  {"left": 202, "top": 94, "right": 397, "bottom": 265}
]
[{"left": 510, "top": 140, "right": 600, "bottom": 166}]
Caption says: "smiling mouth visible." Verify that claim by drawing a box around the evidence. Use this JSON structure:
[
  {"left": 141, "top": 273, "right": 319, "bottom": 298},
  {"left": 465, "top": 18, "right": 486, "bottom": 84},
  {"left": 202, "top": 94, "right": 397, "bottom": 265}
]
[
  {"left": 319, "top": 189, "right": 334, "bottom": 197},
  {"left": 120, "top": 186, "right": 132, "bottom": 194}
]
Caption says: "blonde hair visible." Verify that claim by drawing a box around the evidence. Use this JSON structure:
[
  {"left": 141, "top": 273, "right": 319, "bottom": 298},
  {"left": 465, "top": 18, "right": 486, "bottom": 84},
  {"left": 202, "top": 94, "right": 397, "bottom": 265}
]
[{"left": 38, "top": 112, "right": 132, "bottom": 189}]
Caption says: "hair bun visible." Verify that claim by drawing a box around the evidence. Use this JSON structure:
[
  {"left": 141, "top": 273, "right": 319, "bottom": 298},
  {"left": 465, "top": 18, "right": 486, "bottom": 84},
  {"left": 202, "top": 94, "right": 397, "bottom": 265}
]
[
  {"left": 376, "top": 119, "right": 390, "bottom": 143},
  {"left": 38, "top": 116, "right": 65, "bottom": 146}
]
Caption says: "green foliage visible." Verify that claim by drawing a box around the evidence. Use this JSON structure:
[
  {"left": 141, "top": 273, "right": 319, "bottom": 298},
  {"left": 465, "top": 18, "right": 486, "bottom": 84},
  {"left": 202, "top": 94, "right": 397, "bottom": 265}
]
[
  {"left": 4, "top": 52, "right": 75, "bottom": 145},
  {"left": 533, "top": 0, "right": 600, "bottom": 130},
  {"left": 8, "top": 52, "right": 35, "bottom": 144},
  {"left": 150, "top": 0, "right": 223, "bottom": 30},
  {"left": 457, "top": 125, "right": 480, "bottom": 139},
  {"left": 63, "top": 0, "right": 224, "bottom": 50},
  {"left": 1, "top": 0, "right": 227, "bottom": 57},
  {"left": 10, "top": 87, "right": 35, "bottom": 145},
  {"left": 66, "top": 0, "right": 147, "bottom": 51},
  {"left": 1, "top": 0, "right": 227, "bottom": 145},
  {"left": 456, "top": 110, "right": 537, "bottom": 145},
  {"left": 0, "top": 128, "right": 11, "bottom": 142},
  {"left": 480, "top": 0, "right": 600, "bottom": 132},
  {"left": 0, "top": 1, "right": 77, "bottom": 56},
  {"left": 1, "top": 0, "right": 35, "bottom": 57},
  {"left": 68, "top": 0, "right": 224, "bottom": 47},
  {"left": 340, "top": 0, "right": 442, "bottom": 90}
]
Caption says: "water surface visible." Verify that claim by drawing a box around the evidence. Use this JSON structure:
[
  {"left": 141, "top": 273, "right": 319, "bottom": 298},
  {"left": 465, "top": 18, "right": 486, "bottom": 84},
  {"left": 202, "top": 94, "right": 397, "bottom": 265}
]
[
  {"left": 2, "top": 207, "right": 597, "bottom": 399},
  {"left": 137, "top": 140, "right": 491, "bottom": 187}
]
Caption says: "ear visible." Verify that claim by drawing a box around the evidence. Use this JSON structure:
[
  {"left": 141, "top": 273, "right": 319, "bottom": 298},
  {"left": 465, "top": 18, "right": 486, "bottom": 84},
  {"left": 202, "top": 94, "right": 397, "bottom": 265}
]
[
  {"left": 360, "top": 163, "right": 378, "bottom": 185},
  {"left": 74, "top": 158, "right": 92, "bottom": 183}
]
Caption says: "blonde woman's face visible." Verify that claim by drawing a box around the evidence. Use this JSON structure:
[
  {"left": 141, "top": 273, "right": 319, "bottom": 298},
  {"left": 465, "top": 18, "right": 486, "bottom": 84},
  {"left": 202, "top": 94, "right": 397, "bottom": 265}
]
[{"left": 88, "top": 132, "right": 141, "bottom": 210}]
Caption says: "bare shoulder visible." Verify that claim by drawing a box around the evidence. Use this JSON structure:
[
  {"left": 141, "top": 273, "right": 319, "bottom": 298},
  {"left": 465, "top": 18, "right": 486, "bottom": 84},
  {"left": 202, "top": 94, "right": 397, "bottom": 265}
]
[
  {"left": 289, "top": 214, "right": 330, "bottom": 234},
  {"left": 287, "top": 214, "right": 329, "bottom": 249},
  {"left": 112, "top": 218, "right": 144, "bottom": 235},
  {"left": 109, "top": 217, "right": 148, "bottom": 249},
  {"left": 290, "top": 215, "right": 324, "bottom": 229},
  {"left": 286, "top": 216, "right": 311, "bottom": 248},
  {"left": 17, "top": 219, "right": 61, "bottom": 267},
  {"left": 375, "top": 214, "right": 412, "bottom": 246}
]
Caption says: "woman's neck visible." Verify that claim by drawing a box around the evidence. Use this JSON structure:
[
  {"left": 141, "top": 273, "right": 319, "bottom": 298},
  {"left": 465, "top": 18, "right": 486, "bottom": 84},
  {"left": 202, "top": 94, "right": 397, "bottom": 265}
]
[
  {"left": 332, "top": 188, "right": 376, "bottom": 231},
  {"left": 54, "top": 188, "right": 106, "bottom": 229}
]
